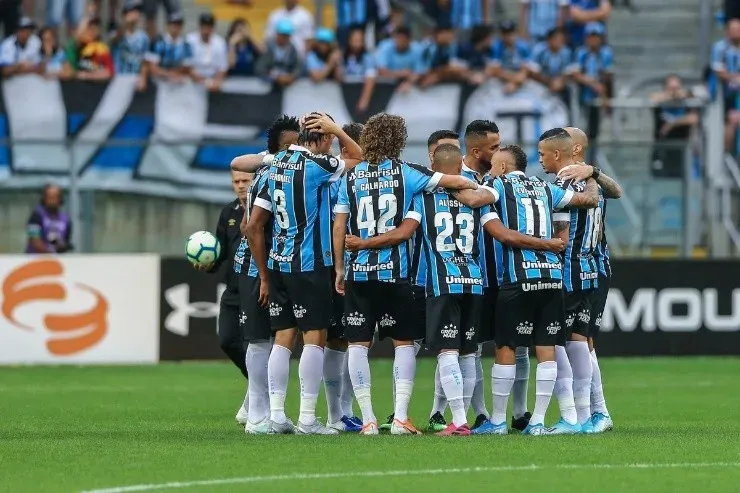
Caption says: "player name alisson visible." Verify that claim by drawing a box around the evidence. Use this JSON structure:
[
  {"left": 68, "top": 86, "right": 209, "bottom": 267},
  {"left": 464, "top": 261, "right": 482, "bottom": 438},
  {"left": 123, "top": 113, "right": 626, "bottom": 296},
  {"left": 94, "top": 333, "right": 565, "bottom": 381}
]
[{"left": 437, "top": 198, "right": 464, "bottom": 208}]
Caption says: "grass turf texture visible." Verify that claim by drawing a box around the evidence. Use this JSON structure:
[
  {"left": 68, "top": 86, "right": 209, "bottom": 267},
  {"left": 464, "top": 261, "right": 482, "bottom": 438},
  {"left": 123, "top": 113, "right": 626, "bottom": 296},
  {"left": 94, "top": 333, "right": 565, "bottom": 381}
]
[{"left": 2, "top": 357, "right": 740, "bottom": 493}]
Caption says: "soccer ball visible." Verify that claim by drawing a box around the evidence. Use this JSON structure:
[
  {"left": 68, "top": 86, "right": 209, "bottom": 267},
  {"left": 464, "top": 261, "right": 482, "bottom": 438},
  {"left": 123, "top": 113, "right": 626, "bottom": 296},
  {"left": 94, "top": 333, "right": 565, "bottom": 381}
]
[{"left": 186, "top": 231, "right": 221, "bottom": 266}]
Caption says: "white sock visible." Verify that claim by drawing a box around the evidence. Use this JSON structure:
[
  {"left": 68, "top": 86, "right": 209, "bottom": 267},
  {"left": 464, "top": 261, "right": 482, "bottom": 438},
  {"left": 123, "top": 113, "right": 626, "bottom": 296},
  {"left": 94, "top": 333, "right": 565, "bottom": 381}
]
[
  {"left": 429, "top": 362, "right": 447, "bottom": 418},
  {"left": 513, "top": 346, "right": 530, "bottom": 418},
  {"left": 590, "top": 349, "right": 609, "bottom": 415},
  {"left": 554, "top": 345, "right": 577, "bottom": 425},
  {"left": 267, "top": 344, "right": 291, "bottom": 424},
  {"left": 438, "top": 352, "right": 466, "bottom": 427},
  {"left": 348, "top": 345, "right": 375, "bottom": 424},
  {"left": 393, "top": 345, "right": 416, "bottom": 423},
  {"left": 459, "top": 353, "right": 476, "bottom": 414},
  {"left": 491, "top": 364, "right": 515, "bottom": 425},
  {"left": 471, "top": 344, "right": 489, "bottom": 418},
  {"left": 530, "top": 361, "right": 557, "bottom": 426},
  {"left": 566, "top": 340, "right": 593, "bottom": 425},
  {"left": 246, "top": 341, "right": 271, "bottom": 424},
  {"left": 323, "top": 348, "right": 345, "bottom": 423},
  {"left": 340, "top": 352, "right": 355, "bottom": 417},
  {"left": 298, "top": 344, "right": 324, "bottom": 426}
]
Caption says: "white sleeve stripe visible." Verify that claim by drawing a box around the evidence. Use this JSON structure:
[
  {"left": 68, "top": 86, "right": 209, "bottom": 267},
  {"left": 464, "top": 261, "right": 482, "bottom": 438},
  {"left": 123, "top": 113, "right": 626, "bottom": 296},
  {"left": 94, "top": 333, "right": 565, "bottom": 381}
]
[
  {"left": 480, "top": 212, "right": 499, "bottom": 225},
  {"left": 254, "top": 197, "right": 271, "bottom": 211},
  {"left": 329, "top": 159, "right": 346, "bottom": 183},
  {"left": 425, "top": 172, "right": 443, "bottom": 192},
  {"left": 480, "top": 185, "right": 499, "bottom": 203},
  {"left": 333, "top": 204, "right": 350, "bottom": 214},
  {"left": 556, "top": 189, "right": 575, "bottom": 209},
  {"left": 405, "top": 210, "right": 422, "bottom": 223},
  {"left": 553, "top": 212, "right": 570, "bottom": 222}
]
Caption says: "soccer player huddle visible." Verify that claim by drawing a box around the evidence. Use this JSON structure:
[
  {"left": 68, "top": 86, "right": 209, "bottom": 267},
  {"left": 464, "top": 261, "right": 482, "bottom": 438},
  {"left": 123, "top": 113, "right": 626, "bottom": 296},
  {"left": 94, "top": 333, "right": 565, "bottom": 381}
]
[{"left": 230, "top": 110, "right": 621, "bottom": 436}]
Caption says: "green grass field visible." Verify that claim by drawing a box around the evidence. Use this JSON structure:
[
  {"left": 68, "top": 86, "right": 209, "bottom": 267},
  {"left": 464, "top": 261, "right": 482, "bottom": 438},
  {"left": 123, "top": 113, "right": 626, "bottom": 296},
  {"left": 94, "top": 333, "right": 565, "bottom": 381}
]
[{"left": 2, "top": 357, "right": 740, "bottom": 493}]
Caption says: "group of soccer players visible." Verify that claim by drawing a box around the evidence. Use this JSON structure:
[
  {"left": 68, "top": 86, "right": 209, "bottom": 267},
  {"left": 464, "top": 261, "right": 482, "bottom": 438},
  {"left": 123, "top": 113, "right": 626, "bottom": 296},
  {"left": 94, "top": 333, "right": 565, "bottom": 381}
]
[{"left": 229, "top": 109, "right": 620, "bottom": 436}]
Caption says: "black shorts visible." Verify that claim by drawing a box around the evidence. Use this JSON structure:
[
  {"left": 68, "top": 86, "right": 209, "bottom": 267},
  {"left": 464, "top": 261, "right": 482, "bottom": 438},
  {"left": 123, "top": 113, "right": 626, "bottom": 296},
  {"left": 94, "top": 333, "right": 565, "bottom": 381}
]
[
  {"left": 589, "top": 275, "right": 611, "bottom": 339},
  {"left": 329, "top": 270, "right": 345, "bottom": 341},
  {"left": 478, "top": 286, "right": 498, "bottom": 344},
  {"left": 344, "top": 280, "right": 418, "bottom": 343},
  {"left": 411, "top": 285, "right": 427, "bottom": 342},
  {"left": 563, "top": 288, "right": 595, "bottom": 338},
  {"left": 495, "top": 284, "right": 565, "bottom": 350},
  {"left": 426, "top": 293, "right": 481, "bottom": 354},
  {"left": 268, "top": 267, "right": 333, "bottom": 332},
  {"left": 238, "top": 274, "right": 272, "bottom": 342}
]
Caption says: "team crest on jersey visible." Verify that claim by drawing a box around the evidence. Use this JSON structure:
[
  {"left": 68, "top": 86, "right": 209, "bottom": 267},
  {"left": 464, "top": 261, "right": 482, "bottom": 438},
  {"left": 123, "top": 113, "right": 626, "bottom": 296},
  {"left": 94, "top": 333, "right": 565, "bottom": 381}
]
[
  {"left": 546, "top": 322, "right": 561, "bottom": 335},
  {"left": 269, "top": 303, "right": 283, "bottom": 317},
  {"left": 239, "top": 311, "right": 247, "bottom": 326},
  {"left": 578, "top": 309, "right": 591, "bottom": 323},
  {"left": 594, "top": 315, "right": 602, "bottom": 328},
  {"left": 379, "top": 314, "right": 396, "bottom": 328},
  {"left": 346, "top": 312, "right": 366, "bottom": 327},
  {"left": 228, "top": 218, "right": 236, "bottom": 227},
  {"left": 565, "top": 313, "right": 575, "bottom": 327},
  {"left": 441, "top": 324, "right": 458, "bottom": 339},
  {"left": 465, "top": 328, "right": 475, "bottom": 341},
  {"left": 516, "top": 321, "right": 534, "bottom": 335},
  {"left": 293, "top": 304, "right": 307, "bottom": 319}
]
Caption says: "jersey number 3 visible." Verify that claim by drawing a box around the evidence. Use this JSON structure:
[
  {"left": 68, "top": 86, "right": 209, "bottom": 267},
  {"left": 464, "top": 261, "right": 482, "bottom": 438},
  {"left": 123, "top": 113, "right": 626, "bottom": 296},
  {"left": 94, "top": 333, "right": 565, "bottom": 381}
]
[{"left": 273, "top": 189, "right": 290, "bottom": 229}]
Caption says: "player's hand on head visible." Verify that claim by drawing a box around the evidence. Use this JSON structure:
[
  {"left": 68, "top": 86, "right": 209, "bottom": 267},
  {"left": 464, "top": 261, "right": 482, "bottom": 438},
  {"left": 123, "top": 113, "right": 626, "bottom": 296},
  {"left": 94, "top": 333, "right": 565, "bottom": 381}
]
[
  {"left": 558, "top": 164, "right": 592, "bottom": 182},
  {"left": 304, "top": 113, "right": 338, "bottom": 135},
  {"left": 345, "top": 234, "right": 362, "bottom": 252}
]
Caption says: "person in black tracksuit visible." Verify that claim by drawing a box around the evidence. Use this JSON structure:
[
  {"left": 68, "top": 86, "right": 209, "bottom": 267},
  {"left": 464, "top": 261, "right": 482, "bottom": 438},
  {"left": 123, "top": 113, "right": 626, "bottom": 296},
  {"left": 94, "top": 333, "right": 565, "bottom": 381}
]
[{"left": 197, "top": 171, "right": 252, "bottom": 378}]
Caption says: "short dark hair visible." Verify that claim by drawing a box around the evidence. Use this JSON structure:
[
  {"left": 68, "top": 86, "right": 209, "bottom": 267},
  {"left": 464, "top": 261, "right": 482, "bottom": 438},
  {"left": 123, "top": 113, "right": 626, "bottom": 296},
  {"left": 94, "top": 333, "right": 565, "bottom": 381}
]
[
  {"left": 427, "top": 130, "right": 459, "bottom": 149},
  {"left": 298, "top": 112, "right": 335, "bottom": 147},
  {"left": 342, "top": 122, "right": 364, "bottom": 144},
  {"left": 538, "top": 127, "right": 570, "bottom": 142},
  {"left": 470, "top": 24, "right": 492, "bottom": 45},
  {"left": 266, "top": 115, "right": 300, "bottom": 154},
  {"left": 394, "top": 26, "right": 411, "bottom": 37},
  {"left": 464, "top": 120, "right": 499, "bottom": 140},
  {"left": 433, "top": 142, "right": 462, "bottom": 158},
  {"left": 546, "top": 27, "right": 564, "bottom": 39},
  {"left": 500, "top": 144, "right": 528, "bottom": 172}
]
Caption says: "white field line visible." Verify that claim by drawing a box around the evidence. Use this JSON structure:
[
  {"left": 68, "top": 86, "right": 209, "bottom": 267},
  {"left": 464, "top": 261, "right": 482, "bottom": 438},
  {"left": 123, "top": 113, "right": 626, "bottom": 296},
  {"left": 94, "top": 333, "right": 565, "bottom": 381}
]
[{"left": 80, "top": 462, "right": 740, "bottom": 493}]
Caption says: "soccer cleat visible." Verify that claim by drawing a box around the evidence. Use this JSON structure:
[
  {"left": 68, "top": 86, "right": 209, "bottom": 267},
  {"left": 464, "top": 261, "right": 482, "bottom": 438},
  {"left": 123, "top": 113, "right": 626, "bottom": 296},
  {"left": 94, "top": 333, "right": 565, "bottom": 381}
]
[
  {"left": 522, "top": 423, "right": 547, "bottom": 436},
  {"left": 471, "top": 414, "right": 489, "bottom": 431},
  {"left": 471, "top": 420, "right": 508, "bottom": 435},
  {"left": 244, "top": 420, "right": 271, "bottom": 434},
  {"left": 580, "top": 419, "right": 596, "bottom": 434},
  {"left": 360, "top": 421, "right": 379, "bottom": 435},
  {"left": 590, "top": 412, "right": 614, "bottom": 433},
  {"left": 268, "top": 418, "right": 295, "bottom": 435},
  {"left": 349, "top": 416, "right": 363, "bottom": 428},
  {"left": 428, "top": 411, "right": 447, "bottom": 432},
  {"left": 436, "top": 423, "right": 471, "bottom": 436},
  {"left": 327, "top": 416, "right": 362, "bottom": 433},
  {"left": 296, "top": 420, "right": 340, "bottom": 435},
  {"left": 235, "top": 406, "right": 249, "bottom": 426},
  {"left": 379, "top": 413, "right": 394, "bottom": 431},
  {"left": 511, "top": 412, "right": 532, "bottom": 432},
  {"left": 544, "top": 419, "right": 581, "bottom": 435},
  {"left": 390, "top": 418, "right": 422, "bottom": 435}
]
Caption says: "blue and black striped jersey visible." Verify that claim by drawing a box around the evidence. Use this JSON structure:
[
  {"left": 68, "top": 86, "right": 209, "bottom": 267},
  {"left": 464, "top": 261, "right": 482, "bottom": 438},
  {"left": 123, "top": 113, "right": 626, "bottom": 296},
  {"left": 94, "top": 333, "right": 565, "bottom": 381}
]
[
  {"left": 461, "top": 165, "right": 496, "bottom": 288},
  {"left": 487, "top": 171, "right": 573, "bottom": 288},
  {"left": 593, "top": 197, "right": 611, "bottom": 278},
  {"left": 112, "top": 29, "right": 149, "bottom": 74},
  {"left": 552, "top": 176, "right": 604, "bottom": 292},
  {"left": 335, "top": 158, "right": 443, "bottom": 282},
  {"left": 408, "top": 189, "right": 493, "bottom": 297},
  {"left": 253, "top": 144, "right": 345, "bottom": 273}
]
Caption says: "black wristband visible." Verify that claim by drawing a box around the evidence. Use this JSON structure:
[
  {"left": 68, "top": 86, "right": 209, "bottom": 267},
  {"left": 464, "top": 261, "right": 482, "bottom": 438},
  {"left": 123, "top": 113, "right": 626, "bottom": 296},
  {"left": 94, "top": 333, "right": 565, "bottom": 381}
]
[{"left": 591, "top": 166, "right": 601, "bottom": 180}]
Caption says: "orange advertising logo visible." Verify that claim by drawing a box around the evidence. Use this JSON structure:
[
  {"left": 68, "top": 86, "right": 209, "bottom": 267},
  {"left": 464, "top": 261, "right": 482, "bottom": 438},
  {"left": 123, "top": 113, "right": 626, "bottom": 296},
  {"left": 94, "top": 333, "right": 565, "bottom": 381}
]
[{"left": 1, "top": 259, "right": 108, "bottom": 355}]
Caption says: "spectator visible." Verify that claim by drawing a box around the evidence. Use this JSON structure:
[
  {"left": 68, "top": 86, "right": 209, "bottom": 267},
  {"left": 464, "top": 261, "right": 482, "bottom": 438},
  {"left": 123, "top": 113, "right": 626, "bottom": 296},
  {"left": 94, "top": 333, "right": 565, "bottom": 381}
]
[
  {"left": 424, "top": 0, "right": 454, "bottom": 27},
  {"left": 378, "top": 5, "right": 406, "bottom": 42},
  {"left": 66, "top": 15, "right": 114, "bottom": 81},
  {"left": 145, "top": 12, "right": 193, "bottom": 84},
  {"left": 519, "top": 0, "right": 568, "bottom": 42},
  {"left": 488, "top": 20, "right": 530, "bottom": 94},
  {"left": 342, "top": 26, "right": 376, "bottom": 113},
  {"left": 265, "top": 0, "right": 314, "bottom": 56},
  {"left": 0, "top": 0, "right": 20, "bottom": 38},
  {"left": 375, "top": 26, "right": 425, "bottom": 92},
  {"left": 46, "top": 0, "right": 84, "bottom": 37},
  {"left": 187, "top": 13, "right": 228, "bottom": 92},
  {"left": 40, "top": 26, "right": 72, "bottom": 78},
  {"left": 420, "top": 21, "right": 467, "bottom": 88},
  {"left": 256, "top": 18, "right": 302, "bottom": 87},
  {"left": 572, "top": 22, "right": 613, "bottom": 140},
  {"left": 649, "top": 74, "right": 699, "bottom": 177},
  {"left": 458, "top": 23, "right": 493, "bottom": 84},
  {"left": 711, "top": 18, "right": 740, "bottom": 152},
  {"left": 335, "top": 0, "right": 369, "bottom": 48},
  {"left": 529, "top": 27, "right": 572, "bottom": 101},
  {"left": 307, "top": 27, "right": 342, "bottom": 82},
  {"left": 727, "top": 0, "right": 740, "bottom": 22},
  {"left": 26, "top": 184, "right": 73, "bottom": 254},
  {"left": 0, "top": 16, "right": 42, "bottom": 78},
  {"left": 110, "top": 1, "right": 149, "bottom": 90},
  {"left": 227, "top": 18, "right": 262, "bottom": 76},
  {"left": 568, "top": 0, "right": 611, "bottom": 47},
  {"left": 142, "top": 0, "right": 181, "bottom": 39}
]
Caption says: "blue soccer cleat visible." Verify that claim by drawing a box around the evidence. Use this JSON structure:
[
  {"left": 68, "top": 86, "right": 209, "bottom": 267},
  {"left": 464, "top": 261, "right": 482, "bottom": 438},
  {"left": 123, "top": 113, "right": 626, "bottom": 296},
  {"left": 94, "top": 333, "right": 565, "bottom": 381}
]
[
  {"left": 327, "top": 415, "right": 362, "bottom": 432},
  {"left": 349, "top": 416, "right": 363, "bottom": 428},
  {"left": 580, "top": 418, "right": 596, "bottom": 434},
  {"left": 591, "top": 412, "right": 614, "bottom": 433},
  {"left": 471, "top": 420, "right": 508, "bottom": 435},
  {"left": 521, "top": 423, "right": 547, "bottom": 436},
  {"left": 545, "top": 419, "right": 581, "bottom": 435}
]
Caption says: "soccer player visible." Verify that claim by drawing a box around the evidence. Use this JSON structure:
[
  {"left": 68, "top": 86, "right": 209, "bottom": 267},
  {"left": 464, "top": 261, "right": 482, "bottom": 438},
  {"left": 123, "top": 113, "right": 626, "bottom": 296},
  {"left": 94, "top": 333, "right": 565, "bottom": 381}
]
[
  {"left": 332, "top": 113, "right": 478, "bottom": 435},
  {"left": 246, "top": 112, "right": 362, "bottom": 435},
  {"left": 558, "top": 126, "right": 621, "bottom": 433},
  {"left": 233, "top": 115, "right": 300, "bottom": 434},
  {"left": 454, "top": 142, "right": 599, "bottom": 436}
]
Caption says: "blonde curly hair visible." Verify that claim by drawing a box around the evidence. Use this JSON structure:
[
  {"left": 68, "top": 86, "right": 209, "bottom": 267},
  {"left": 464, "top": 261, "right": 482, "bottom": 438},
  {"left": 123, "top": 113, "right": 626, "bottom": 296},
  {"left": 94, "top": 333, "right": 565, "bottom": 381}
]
[{"left": 359, "top": 113, "right": 408, "bottom": 164}]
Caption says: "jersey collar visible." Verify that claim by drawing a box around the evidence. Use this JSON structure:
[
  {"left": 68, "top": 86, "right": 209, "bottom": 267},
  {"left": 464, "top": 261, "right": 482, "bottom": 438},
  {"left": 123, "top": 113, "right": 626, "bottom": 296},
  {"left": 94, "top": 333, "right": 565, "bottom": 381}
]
[
  {"left": 508, "top": 170, "right": 526, "bottom": 176},
  {"left": 288, "top": 144, "right": 310, "bottom": 153}
]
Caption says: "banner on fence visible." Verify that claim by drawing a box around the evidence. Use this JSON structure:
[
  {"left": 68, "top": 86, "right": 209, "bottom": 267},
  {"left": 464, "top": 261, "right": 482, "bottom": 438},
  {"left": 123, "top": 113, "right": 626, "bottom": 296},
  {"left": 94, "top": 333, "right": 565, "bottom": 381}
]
[{"left": 0, "top": 255, "right": 160, "bottom": 364}]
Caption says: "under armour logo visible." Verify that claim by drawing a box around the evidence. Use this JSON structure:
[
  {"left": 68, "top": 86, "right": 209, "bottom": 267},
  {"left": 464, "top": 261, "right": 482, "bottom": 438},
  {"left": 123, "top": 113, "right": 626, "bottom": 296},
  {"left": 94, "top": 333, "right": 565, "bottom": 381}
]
[{"left": 164, "top": 283, "right": 225, "bottom": 336}]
